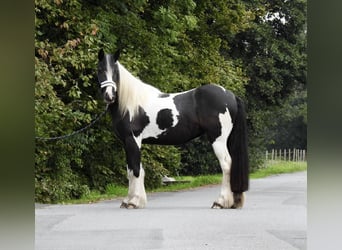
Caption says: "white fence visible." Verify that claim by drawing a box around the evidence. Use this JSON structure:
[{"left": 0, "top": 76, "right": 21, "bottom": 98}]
[{"left": 265, "top": 148, "right": 306, "bottom": 162}]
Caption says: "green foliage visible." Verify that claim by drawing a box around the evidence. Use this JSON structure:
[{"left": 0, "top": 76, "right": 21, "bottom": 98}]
[
  {"left": 35, "top": 0, "right": 109, "bottom": 203},
  {"left": 229, "top": 0, "right": 307, "bottom": 167},
  {"left": 35, "top": 0, "right": 307, "bottom": 203},
  {"left": 35, "top": 137, "right": 91, "bottom": 203},
  {"left": 179, "top": 136, "right": 221, "bottom": 176},
  {"left": 267, "top": 89, "right": 307, "bottom": 149},
  {"left": 142, "top": 145, "right": 181, "bottom": 189}
]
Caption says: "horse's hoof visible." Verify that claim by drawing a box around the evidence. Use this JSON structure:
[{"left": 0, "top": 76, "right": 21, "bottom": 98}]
[
  {"left": 233, "top": 193, "right": 245, "bottom": 209},
  {"left": 127, "top": 203, "right": 137, "bottom": 209},
  {"left": 120, "top": 202, "right": 128, "bottom": 208},
  {"left": 211, "top": 202, "right": 224, "bottom": 209}
]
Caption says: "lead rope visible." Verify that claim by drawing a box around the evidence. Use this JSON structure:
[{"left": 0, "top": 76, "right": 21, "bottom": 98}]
[{"left": 35, "top": 104, "right": 109, "bottom": 141}]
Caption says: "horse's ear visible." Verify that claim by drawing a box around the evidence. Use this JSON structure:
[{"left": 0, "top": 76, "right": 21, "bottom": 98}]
[
  {"left": 98, "top": 49, "right": 105, "bottom": 61},
  {"left": 113, "top": 49, "right": 120, "bottom": 61}
]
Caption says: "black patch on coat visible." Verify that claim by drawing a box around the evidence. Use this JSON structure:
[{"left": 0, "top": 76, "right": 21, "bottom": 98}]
[
  {"left": 123, "top": 136, "right": 142, "bottom": 177},
  {"left": 156, "top": 109, "right": 174, "bottom": 130},
  {"left": 192, "top": 84, "right": 238, "bottom": 143},
  {"left": 131, "top": 107, "right": 150, "bottom": 137},
  {"left": 107, "top": 104, "right": 143, "bottom": 178}
]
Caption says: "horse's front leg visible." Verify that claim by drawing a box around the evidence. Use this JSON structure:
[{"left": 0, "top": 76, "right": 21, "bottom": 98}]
[{"left": 120, "top": 136, "right": 147, "bottom": 209}]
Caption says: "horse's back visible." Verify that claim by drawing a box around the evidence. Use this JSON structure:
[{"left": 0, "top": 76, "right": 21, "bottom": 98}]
[{"left": 194, "top": 84, "right": 237, "bottom": 120}]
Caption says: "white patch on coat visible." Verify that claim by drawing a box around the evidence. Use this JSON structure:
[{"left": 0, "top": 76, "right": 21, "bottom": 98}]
[
  {"left": 139, "top": 94, "right": 180, "bottom": 140},
  {"left": 211, "top": 108, "right": 234, "bottom": 208},
  {"left": 103, "top": 55, "right": 117, "bottom": 100},
  {"left": 103, "top": 86, "right": 116, "bottom": 102},
  {"left": 133, "top": 135, "right": 142, "bottom": 149},
  {"left": 105, "top": 55, "right": 114, "bottom": 82},
  {"left": 212, "top": 83, "right": 226, "bottom": 93}
]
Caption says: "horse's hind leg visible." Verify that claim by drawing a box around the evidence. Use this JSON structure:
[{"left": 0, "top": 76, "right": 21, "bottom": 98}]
[
  {"left": 211, "top": 139, "right": 234, "bottom": 209},
  {"left": 209, "top": 111, "right": 235, "bottom": 209}
]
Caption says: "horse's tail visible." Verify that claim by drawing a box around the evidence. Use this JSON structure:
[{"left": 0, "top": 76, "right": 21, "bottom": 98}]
[{"left": 228, "top": 96, "right": 249, "bottom": 193}]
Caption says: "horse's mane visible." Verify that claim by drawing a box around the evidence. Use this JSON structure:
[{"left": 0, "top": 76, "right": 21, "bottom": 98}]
[{"left": 117, "top": 62, "right": 161, "bottom": 119}]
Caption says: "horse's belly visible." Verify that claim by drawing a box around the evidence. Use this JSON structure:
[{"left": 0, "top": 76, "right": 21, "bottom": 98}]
[{"left": 141, "top": 123, "right": 203, "bottom": 145}]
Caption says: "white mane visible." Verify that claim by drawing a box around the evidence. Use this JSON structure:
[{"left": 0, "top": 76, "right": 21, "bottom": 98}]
[{"left": 117, "top": 62, "right": 161, "bottom": 119}]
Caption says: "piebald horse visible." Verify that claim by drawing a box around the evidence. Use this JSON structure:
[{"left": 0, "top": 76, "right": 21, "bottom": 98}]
[{"left": 97, "top": 49, "right": 249, "bottom": 209}]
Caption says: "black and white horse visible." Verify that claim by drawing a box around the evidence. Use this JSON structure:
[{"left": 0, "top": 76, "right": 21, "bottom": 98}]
[{"left": 97, "top": 49, "right": 249, "bottom": 209}]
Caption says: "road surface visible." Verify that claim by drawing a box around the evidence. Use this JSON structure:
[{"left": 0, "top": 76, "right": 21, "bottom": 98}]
[{"left": 35, "top": 171, "right": 306, "bottom": 250}]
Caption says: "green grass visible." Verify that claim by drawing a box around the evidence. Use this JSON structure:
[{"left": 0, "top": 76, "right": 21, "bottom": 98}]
[
  {"left": 62, "top": 184, "right": 128, "bottom": 204},
  {"left": 250, "top": 161, "right": 307, "bottom": 179},
  {"left": 150, "top": 175, "right": 222, "bottom": 193},
  {"left": 61, "top": 161, "right": 306, "bottom": 204}
]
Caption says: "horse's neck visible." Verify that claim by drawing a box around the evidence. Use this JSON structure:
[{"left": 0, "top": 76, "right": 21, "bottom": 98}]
[
  {"left": 117, "top": 62, "right": 161, "bottom": 119},
  {"left": 118, "top": 62, "right": 160, "bottom": 93},
  {"left": 117, "top": 62, "right": 139, "bottom": 86}
]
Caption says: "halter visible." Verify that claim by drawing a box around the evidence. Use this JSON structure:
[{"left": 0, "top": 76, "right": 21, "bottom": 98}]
[{"left": 100, "top": 80, "right": 117, "bottom": 91}]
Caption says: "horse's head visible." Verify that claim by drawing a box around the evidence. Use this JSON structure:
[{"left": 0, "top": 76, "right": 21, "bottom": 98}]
[{"left": 97, "top": 49, "right": 120, "bottom": 104}]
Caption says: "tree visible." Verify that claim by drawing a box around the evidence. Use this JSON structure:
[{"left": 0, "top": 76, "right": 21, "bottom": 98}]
[
  {"left": 229, "top": 0, "right": 307, "bottom": 169},
  {"left": 267, "top": 89, "right": 307, "bottom": 150}
]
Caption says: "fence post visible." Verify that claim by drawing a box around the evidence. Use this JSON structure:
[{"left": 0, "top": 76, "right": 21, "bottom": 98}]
[
  {"left": 297, "top": 149, "right": 300, "bottom": 161},
  {"left": 293, "top": 148, "right": 296, "bottom": 161},
  {"left": 272, "top": 149, "right": 274, "bottom": 161},
  {"left": 267, "top": 148, "right": 306, "bottom": 162},
  {"left": 303, "top": 149, "right": 306, "bottom": 161}
]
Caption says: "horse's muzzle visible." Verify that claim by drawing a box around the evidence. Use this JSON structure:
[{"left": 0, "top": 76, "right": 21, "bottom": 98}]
[{"left": 104, "top": 92, "right": 116, "bottom": 103}]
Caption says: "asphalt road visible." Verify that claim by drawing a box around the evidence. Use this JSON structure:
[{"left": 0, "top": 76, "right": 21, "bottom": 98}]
[{"left": 35, "top": 171, "right": 307, "bottom": 250}]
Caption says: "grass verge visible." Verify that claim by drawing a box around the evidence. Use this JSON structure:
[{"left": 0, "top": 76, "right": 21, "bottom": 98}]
[
  {"left": 250, "top": 161, "right": 307, "bottom": 178},
  {"left": 62, "top": 161, "right": 307, "bottom": 204}
]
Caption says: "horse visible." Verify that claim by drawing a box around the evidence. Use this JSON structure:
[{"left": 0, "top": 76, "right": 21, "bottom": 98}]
[{"left": 97, "top": 49, "right": 249, "bottom": 209}]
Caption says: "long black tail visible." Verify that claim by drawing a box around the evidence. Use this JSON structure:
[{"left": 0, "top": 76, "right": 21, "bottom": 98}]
[{"left": 228, "top": 97, "right": 249, "bottom": 192}]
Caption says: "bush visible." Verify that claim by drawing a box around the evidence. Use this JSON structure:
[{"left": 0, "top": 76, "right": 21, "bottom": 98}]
[
  {"left": 142, "top": 144, "right": 181, "bottom": 189},
  {"left": 179, "top": 136, "right": 221, "bottom": 176}
]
